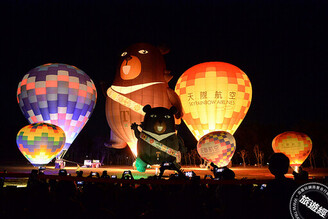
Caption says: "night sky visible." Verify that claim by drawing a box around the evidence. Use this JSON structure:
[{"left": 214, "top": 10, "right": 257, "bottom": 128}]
[{"left": 1, "top": 0, "right": 328, "bottom": 164}]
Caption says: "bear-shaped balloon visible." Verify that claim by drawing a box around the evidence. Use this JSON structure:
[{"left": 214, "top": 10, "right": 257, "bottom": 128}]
[
  {"left": 106, "top": 43, "right": 183, "bottom": 156},
  {"left": 131, "top": 105, "right": 185, "bottom": 172}
]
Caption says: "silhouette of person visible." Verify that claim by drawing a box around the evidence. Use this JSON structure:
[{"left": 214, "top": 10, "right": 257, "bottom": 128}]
[
  {"left": 211, "top": 163, "right": 239, "bottom": 217},
  {"left": 265, "top": 153, "right": 297, "bottom": 219},
  {"left": 210, "top": 163, "right": 235, "bottom": 180},
  {"left": 27, "top": 169, "right": 40, "bottom": 188},
  {"left": 101, "top": 170, "right": 110, "bottom": 178},
  {"left": 292, "top": 166, "right": 309, "bottom": 180}
]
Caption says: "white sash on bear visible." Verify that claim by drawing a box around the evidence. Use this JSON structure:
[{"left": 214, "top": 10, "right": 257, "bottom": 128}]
[
  {"left": 107, "top": 87, "right": 145, "bottom": 115},
  {"left": 139, "top": 131, "right": 181, "bottom": 163},
  {"left": 107, "top": 82, "right": 164, "bottom": 115}
]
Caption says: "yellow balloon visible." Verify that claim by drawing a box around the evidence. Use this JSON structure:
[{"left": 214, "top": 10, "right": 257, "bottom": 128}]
[
  {"left": 272, "top": 131, "right": 312, "bottom": 171},
  {"left": 175, "top": 62, "right": 252, "bottom": 140}
]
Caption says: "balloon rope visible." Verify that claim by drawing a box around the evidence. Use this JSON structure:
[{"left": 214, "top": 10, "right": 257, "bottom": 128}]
[
  {"left": 107, "top": 87, "right": 145, "bottom": 116},
  {"left": 139, "top": 132, "right": 181, "bottom": 163}
]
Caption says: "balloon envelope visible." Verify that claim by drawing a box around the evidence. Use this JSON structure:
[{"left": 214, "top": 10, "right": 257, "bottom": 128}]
[
  {"left": 175, "top": 62, "right": 252, "bottom": 140},
  {"left": 17, "top": 63, "right": 97, "bottom": 157},
  {"left": 197, "top": 131, "right": 236, "bottom": 168},
  {"left": 16, "top": 123, "right": 66, "bottom": 166},
  {"left": 106, "top": 43, "right": 182, "bottom": 156},
  {"left": 272, "top": 131, "right": 312, "bottom": 168}
]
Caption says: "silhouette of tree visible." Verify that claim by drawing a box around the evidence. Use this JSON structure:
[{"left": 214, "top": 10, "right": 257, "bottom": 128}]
[
  {"left": 259, "top": 151, "right": 264, "bottom": 167},
  {"left": 191, "top": 149, "right": 199, "bottom": 166},
  {"left": 323, "top": 150, "right": 328, "bottom": 168},
  {"left": 254, "top": 145, "right": 261, "bottom": 167},
  {"left": 309, "top": 148, "right": 317, "bottom": 169},
  {"left": 187, "top": 152, "right": 192, "bottom": 166},
  {"left": 183, "top": 153, "right": 188, "bottom": 166},
  {"left": 237, "top": 149, "right": 248, "bottom": 167}
]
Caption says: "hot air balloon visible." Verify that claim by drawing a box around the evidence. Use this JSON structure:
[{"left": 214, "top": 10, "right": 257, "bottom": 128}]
[
  {"left": 272, "top": 131, "right": 312, "bottom": 172},
  {"left": 197, "top": 131, "right": 236, "bottom": 168},
  {"left": 106, "top": 43, "right": 183, "bottom": 156},
  {"left": 16, "top": 123, "right": 66, "bottom": 166},
  {"left": 17, "top": 63, "right": 97, "bottom": 158},
  {"left": 175, "top": 62, "right": 252, "bottom": 140}
]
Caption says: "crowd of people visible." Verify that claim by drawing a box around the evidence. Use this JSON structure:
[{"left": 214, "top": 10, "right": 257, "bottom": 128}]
[{"left": 0, "top": 153, "right": 322, "bottom": 219}]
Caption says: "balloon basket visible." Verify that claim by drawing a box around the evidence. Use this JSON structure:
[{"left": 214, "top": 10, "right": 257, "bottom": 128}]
[
  {"left": 55, "top": 159, "right": 66, "bottom": 169},
  {"left": 291, "top": 166, "right": 300, "bottom": 173},
  {"left": 152, "top": 165, "right": 161, "bottom": 176},
  {"left": 32, "top": 164, "right": 45, "bottom": 168}
]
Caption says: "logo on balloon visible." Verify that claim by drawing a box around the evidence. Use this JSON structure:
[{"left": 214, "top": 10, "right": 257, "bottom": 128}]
[
  {"left": 197, "top": 131, "right": 236, "bottom": 168},
  {"left": 16, "top": 123, "right": 66, "bottom": 166}
]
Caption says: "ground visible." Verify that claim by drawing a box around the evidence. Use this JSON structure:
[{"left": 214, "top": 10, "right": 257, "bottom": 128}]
[{"left": 1, "top": 164, "right": 328, "bottom": 187}]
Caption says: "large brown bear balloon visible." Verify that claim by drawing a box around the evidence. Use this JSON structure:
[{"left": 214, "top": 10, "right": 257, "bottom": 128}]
[{"left": 106, "top": 43, "right": 183, "bottom": 156}]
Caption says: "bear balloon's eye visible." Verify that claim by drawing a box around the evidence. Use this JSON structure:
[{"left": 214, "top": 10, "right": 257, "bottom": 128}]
[
  {"left": 121, "top": 52, "right": 127, "bottom": 57},
  {"left": 150, "top": 114, "right": 157, "bottom": 118},
  {"left": 164, "top": 115, "right": 171, "bottom": 119},
  {"left": 138, "top": 49, "right": 148, "bottom": 55}
]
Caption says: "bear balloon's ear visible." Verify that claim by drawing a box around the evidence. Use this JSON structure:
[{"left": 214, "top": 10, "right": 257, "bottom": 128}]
[
  {"left": 169, "top": 106, "right": 177, "bottom": 115},
  {"left": 143, "top": 105, "right": 152, "bottom": 113},
  {"left": 158, "top": 44, "right": 170, "bottom": 55}
]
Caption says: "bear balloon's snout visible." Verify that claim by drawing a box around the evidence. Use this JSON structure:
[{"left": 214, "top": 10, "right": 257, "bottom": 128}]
[
  {"left": 154, "top": 121, "right": 167, "bottom": 134},
  {"left": 120, "top": 55, "right": 141, "bottom": 80}
]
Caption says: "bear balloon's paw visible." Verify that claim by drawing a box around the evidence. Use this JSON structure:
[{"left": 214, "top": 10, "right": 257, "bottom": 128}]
[{"left": 131, "top": 122, "right": 139, "bottom": 131}]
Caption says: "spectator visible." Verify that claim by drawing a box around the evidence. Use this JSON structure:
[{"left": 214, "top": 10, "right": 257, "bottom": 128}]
[
  {"left": 210, "top": 163, "right": 235, "bottom": 180},
  {"left": 265, "top": 153, "right": 297, "bottom": 219},
  {"left": 292, "top": 167, "right": 309, "bottom": 180}
]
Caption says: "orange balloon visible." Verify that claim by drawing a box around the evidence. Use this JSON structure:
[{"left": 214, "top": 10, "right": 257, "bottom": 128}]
[
  {"left": 106, "top": 43, "right": 183, "bottom": 156},
  {"left": 175, "top": 62, "right": 252, "bottom": 140},
  {"left": 272, "top": 131, "right": 312, "bottom": 169}
]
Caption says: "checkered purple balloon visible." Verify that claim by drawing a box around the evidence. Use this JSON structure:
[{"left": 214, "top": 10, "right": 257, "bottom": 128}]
[{"left": 17, "top": 63, "right": 97, "bottom": 157}]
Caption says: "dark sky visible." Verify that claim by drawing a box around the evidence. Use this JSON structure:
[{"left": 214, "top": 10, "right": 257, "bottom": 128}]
[{"left": 1, "top": 0, "right": 328, "bottom": 162}]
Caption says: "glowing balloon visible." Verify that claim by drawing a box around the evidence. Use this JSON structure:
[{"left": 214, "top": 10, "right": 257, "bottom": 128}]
[
  {"left": 197, "top": 131, "right": 236, "bottom": 168},
  {"left": 175, "top": 62, "right": 252, "bottom": 140},
  {"left": 17, "top": 63, "right": 97, "bottom": 157},
  {"left": 106, "top": 43, "right": 183, "bottom": 156},
  {"left": 272, "top": 131, "right": 312, "bottom": 171},
  {"left": 16, "top": 123, "right": 66, "bottom": 166}
]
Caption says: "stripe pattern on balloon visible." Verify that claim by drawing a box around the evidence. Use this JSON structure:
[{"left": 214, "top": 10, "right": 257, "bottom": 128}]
[{"left": 16, "top": 123, "right": 66, "bottom": 166}]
